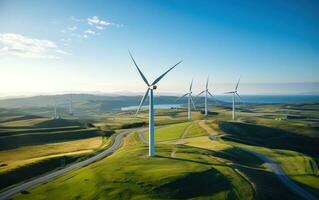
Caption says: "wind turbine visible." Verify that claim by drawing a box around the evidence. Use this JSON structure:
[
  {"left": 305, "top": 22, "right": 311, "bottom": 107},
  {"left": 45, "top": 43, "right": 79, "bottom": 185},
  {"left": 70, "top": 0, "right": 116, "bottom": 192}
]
[
  {"left": 53, "top": 97, "right": 57, "bottom": 119},
  {"left": 177, "top": 79, "right": 196, "bottom": 120},
  {"left": 225, "top": 77, "right": 243, "bottom": 120},
  {"left": 130, "top": 52, "right": 182, "bottom": 157},
  {"left": 197, "top": 76, "right": 214, "bottom": 116},
  {"left": 69, "top": 93, "right": 73, "bottom": 115}
]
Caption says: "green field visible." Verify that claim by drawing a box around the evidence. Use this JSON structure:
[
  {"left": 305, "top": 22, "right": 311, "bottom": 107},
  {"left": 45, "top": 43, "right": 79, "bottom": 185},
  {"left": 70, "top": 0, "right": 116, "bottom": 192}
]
[
  {"left": 13, "top": 133, "right": 254, "bottom": 200},
  {"left": 0, "top": 102, "right": 318, "bottom": 199},
  {"left": 0, "top": 116, "right": 115, "bottom": 191},
  {"left": 144, "top": 121, "right": 192, "bottom": 142}
]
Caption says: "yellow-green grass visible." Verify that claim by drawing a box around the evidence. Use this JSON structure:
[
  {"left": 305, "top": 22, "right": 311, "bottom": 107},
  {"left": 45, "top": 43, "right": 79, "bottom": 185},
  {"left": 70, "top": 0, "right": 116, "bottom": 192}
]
[
  {"left": 104, "top": 109, "right": 203, "bottom": 128},
  {"left": 144, "top": 121, "right": 192, "bottom": 142},
  {"left": 180, "top": 136, "right": 265, "bottom": 169},
  {"left": 0, "top": 128, "right": 104, "bottom": 151},
  {"left": 14, "top": 133, "right": 254, "bottom": 200},
  {"left": 184, "top": 121, "right": 209, "bottom": 138},
  {"left": 0, "top": 136, "right": 111, "bottom": 173},
  {"left": 0, "top": 118, "right": 51, "bottom": 127}
]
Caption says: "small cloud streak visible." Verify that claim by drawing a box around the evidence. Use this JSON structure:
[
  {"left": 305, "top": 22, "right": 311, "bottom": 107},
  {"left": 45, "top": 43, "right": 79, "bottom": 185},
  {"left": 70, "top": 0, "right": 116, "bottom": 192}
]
[
  {"left": 84, "top": 29, "right": 95, "bottom": 35},
  {"left": 87, "top": 16, "right": 123, "bottom": 30},
  {"left": 95, "top": 26, "right": 104, "bottom": 30},
  {"left": 0, "top": 33, "right": 69, "bottom": 59},
  {"left": 67, "top": 26, "right": 78, "bottom": 31}
]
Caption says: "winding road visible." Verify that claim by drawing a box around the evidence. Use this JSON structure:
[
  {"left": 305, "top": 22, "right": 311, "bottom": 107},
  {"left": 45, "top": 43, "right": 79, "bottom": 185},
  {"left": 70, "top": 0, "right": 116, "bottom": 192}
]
[
  {"left": 208, "top": 135, "right": 318, "bottom": 200},
  {"left": 0, "top": 129, "right": 135, "bottom": 200},
  {"left": 240, "top": 148, "right": 318, "bottom": 200}
]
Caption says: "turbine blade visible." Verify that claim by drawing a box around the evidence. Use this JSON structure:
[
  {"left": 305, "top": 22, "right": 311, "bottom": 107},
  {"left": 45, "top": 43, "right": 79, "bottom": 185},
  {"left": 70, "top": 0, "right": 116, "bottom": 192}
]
[
  {"left": 196, "top": 90, "right": 205, "bottom": 97},
  {"left": 207, "top": 90, "right": 214, "bottom": 97},
  {"left": 190, "top": 95, "right": 197, "bottom": 110},
  {"left": 129, "top": 52, "right": 150, "bottom": 86},
  {"left": 206, "top": 76, "right": 209, "bottom": 89},
  {"left": 136, "top": 89, "right": 150, "bottom": 115},
  {"left": 176, "top": 93, "right": 188, "bottom": 102},
  {"left": 189, "top": 78, "right": 194, "bottom": 92},
  {"left": 236, "top": 92, "right": 244, "bottom": 103},
  {"left": 152, "top": 60, "right": 183, "bottom": 85},
  {"left": 225, "top": 91, "right": 235, "bottom": 94},
  {"left": 235, "top": 76, "right": 241, "bottom": 91}
]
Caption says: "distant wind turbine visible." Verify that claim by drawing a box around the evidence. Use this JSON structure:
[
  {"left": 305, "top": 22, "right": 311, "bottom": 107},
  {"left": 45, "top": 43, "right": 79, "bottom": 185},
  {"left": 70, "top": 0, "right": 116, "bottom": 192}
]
[
  {"left": 177, "top": 79, "right": 196, "bottom": 120},
  {"left": 130, "top": 52, "right": 182, "bottom": 157},
  {"left": 197, "top": 76, "right": 214, "bottom": 116},
  {"left": 69, "top": 93, "right": 73, "bottom": 115},
  {"left": 225, "top": 77, "right": 243, "bottom": 120},
  {"left": 53, "top": 97, "right": 57, "bottom": 119}
]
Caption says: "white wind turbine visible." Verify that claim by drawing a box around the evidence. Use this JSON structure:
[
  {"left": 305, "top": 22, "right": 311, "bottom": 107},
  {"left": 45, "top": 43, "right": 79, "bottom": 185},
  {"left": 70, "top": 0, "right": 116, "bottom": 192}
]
[
  {"left": 225, "top": 77, "right": 243, "bottom": 120},
  {"left": 69, "top": 93, "right": 73, "bottom": 115},
  {"left": 197, "top": 76, "right": 214, "bottom": 116},
  {"left": 53, "top": 97, "right": 57, "bottom": 119},
  {"left": 130, "top": 52, "right": 182, "bottom": 157},
  {"left": 177, "top": 79, "right": 196, "bottom": 120}
]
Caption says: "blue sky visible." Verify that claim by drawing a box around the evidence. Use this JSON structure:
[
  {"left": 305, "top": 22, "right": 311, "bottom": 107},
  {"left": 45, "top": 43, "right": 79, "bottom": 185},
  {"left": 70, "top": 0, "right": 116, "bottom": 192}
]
[{"left": 0, "top": 0, "right": 318, "bottom": 96}]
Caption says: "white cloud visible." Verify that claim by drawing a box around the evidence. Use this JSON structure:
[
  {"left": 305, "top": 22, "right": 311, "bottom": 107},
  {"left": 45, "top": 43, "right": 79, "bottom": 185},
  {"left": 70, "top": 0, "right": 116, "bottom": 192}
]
[
  {"left": 84, "top": 29, "right": 95, "bottom": 35},
  {"left": 0, "top": 33, "right": 68, "bottom": 59},
  {"left": 95, "top": 26, "right": 105, "bottom": 30},
  {"left": 83, "top": 35, "right": 88, "bottom": 38},
  {"left": 87, "top": 16, "right": 118, "bottom": 30},
  {"left": 87, "top": 16, "right": 109, "bottom": 26},
  {"left": 55, "top": 49, "right": 71, "bottom": 55},
  {"left": 68, "top": 26, "right": 78, "bottom": 31}
]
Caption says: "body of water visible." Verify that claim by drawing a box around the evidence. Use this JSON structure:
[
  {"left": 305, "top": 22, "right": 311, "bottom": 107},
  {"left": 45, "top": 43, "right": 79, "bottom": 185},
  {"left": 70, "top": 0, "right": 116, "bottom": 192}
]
[
  {"left": 121, "top": 104, "right": 181, "bottom": 111},
  {"left": 121, "top": 95, "right": 319, "bottom": 110},
  {"left": 214, "top": 95, "right": 319, "bottom": 104}
]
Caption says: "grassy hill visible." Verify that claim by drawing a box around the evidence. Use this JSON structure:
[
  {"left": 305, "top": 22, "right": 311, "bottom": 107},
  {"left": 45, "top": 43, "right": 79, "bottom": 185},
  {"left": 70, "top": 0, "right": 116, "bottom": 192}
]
[{"left": 0, "top": 102, "right": 318, "bottom": 199}]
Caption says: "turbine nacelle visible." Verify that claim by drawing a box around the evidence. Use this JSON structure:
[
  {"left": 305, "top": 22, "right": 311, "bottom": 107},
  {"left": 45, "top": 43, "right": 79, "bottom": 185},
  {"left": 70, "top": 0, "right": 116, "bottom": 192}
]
[{"left": 149, "top": 85, "right": 157, "bottom": 90}]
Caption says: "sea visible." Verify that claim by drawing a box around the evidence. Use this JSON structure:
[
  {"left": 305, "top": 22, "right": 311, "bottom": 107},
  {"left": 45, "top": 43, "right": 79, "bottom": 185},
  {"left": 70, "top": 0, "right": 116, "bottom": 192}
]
[{"left": 121, "top": 95, "right": 319, "bottom": 110}]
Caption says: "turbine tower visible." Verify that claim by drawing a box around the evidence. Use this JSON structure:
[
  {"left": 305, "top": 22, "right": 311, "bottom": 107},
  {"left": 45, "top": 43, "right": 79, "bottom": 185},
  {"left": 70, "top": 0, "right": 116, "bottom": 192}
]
[
  {"left": 69, "top": 93, "right": 73, "bottom": 115},
  {"left": 197, "top": 76, "right": 214, "bottom": 116},
  {"left": 177, "top": 79, "right": 196, "bottom": 120},
  {"left": 53, "top": 97, "right": 57, "bottom": 119},
  {"left": 225, "top": 77, "right": 243, "bottom": 120},
  {"left": 130, "top": 52, "right": 182, "bottom": 157}
]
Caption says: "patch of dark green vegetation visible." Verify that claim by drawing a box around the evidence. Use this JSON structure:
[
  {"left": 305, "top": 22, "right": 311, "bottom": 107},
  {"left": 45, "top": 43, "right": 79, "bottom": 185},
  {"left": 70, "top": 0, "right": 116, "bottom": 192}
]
[
  {"left": 236, "top": 166, "right": 302, "bottom": 200},
  {"left": 154, "top": 169, "right": 230, "bottom": 199},
  {"left": 219, "top": 122, "right": 319, "bottom": 156},
  {"left": 0, "top": 155, "right": 83, "bottom": 190},
  {"left": 200, "top": 110, "right": 219, "bottom": 115},
  {"left": 0, "top": 115, "right": 43, "bottom": 123},
  {"left": 121, "top": 121, "right": 146, "bottom": 129},
  {"left": 34, "top": 118, "right": 83, "bottom": 128},
  {"left": 0, "top": 126, "right": 83, "bottom": 136}
]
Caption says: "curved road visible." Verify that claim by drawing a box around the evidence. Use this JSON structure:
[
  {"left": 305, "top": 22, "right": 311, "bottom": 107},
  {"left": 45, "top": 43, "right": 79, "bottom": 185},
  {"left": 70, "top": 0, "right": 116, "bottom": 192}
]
[
  {"left": 0, "top": 129, "right": 135, "bottom": 200},
  {"left": 240, "top": 148, "right": 318, "bottom": 200},
  {"left": 208, "top": 135, "right": 318, "bottom": 200}
]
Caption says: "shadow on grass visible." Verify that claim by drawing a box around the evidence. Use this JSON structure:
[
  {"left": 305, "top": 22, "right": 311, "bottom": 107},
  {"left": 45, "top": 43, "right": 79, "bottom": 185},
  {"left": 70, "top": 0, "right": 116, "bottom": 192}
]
[
  {"left": 0, "top": 129, "right": 106, "bottom": 150},
  {"left": 236, "top": 165, "right": 302, "bottom": 200},
  {"left": 173, "top": 144, "right": 265, "bottom": 168},
  {"left": 153, "top": 169, "right": 231, "bottom": 199},
  {"left": 219, "top": 121, "right": 319, "bottom": 157}
]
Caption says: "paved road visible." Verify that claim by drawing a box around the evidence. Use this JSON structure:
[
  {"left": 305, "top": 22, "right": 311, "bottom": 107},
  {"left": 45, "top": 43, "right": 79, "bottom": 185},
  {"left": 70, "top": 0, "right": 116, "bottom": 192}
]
[
  {"left": 0, "top": 129, "right": 134, "bottom": 200},
  {"left": 240, "top": 148, "right": 318, "bottom": 200},
  {"left": 208, "top": 135, "right": 318, "bottom": 200}
]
